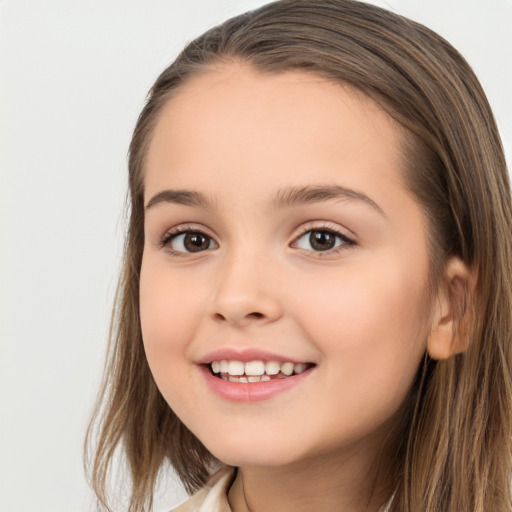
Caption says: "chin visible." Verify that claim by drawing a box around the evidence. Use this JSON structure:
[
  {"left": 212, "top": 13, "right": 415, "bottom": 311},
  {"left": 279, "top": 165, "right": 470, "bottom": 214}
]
[
  {"left": 212, "top": 448, "right": 298, "bottom": 468},
  {"left": 201, "top": 430, "right": 305, "bottom": 468}
]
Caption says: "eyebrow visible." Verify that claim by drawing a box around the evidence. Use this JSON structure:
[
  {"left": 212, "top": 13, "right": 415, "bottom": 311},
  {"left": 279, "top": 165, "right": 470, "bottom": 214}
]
[
  {"left": 145, "top": 189, "right": 215, "bottom": 210},
  {"left": 145, "top": 184, "right": 384, "bottom": 216},
  {"left": 272, "top": 185, "right": 385, "bottom": 216}
]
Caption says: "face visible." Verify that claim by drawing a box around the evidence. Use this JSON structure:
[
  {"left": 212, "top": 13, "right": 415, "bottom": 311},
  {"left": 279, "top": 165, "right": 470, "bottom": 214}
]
[{"left": 140, "top": 64, "right": 432, "bottom": 469}]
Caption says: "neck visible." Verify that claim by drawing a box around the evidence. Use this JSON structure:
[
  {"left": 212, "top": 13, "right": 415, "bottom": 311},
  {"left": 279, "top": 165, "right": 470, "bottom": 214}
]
[{"left": 228, "top": 438, "right": 395, "bottom": 512}]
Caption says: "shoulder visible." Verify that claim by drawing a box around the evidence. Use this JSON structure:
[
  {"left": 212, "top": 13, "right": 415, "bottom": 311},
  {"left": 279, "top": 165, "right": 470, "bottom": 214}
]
[{"left": 170, "top": 467, "right": 235, "bottom": 512}]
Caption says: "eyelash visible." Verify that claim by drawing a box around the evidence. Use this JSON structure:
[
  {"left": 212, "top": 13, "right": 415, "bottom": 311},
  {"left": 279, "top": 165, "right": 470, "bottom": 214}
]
[
  {"left": 291, "top": 224, "right": 356, "bottom": 255},
  {"left": 159, "top": 226, "right": 218, "bottom": 256},
  {"left": 159, "top": 224, "right": 356, "bottom": 256}
]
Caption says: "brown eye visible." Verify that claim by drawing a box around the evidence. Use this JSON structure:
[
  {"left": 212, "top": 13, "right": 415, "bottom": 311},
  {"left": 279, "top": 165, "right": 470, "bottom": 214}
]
[
  {"left": 183, "top": 233, "right": 210, "bottom": 252},
  {"left": 294, "top": 229, "right": 353, "bottom": 252},
  {"left": 309, "top": 231, "right": 337, "bottom": 251},
  {"left": 167, "top": 231, "right": 218, "bottom": 253}
]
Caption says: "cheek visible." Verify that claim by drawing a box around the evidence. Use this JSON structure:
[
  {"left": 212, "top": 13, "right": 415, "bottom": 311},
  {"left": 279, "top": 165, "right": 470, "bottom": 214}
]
[
  {"left": 139, "top": 257, "right": 203, "bottom": 369},
  {"left": 139, "top": 259, "right": 212, "bottom": 420},
  {"left": 291, "top": 257, "right": 429, "bottom": 385}
]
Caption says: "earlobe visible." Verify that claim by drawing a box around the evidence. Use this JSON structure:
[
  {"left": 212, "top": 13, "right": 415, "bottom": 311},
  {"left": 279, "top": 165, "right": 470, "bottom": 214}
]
[{"left": 427, "top": 257, "right": 476, "bottom": 360}]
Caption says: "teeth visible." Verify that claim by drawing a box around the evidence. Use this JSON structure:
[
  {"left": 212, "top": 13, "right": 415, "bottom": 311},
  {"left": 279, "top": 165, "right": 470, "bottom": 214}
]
[
  {"left": 281, "top": 362, "right": 294, "bottom": 376},
  {"left": 265, "top": 361, "right": 281, "bottom": 375},
  {"left": 294, "top": 363, "right": 307, "bottom": 374},
  {"left": 210, "top": 359, "right": 311, "bottom": 380},
  {"left": 245, "top": 360, "right": 265, "bottom": 376},
  {"left": 225, "top": 374, "right": 274, "bottom": 383},
  {"left": 227, "top": 360, "right": 245, "bottom": 376}
]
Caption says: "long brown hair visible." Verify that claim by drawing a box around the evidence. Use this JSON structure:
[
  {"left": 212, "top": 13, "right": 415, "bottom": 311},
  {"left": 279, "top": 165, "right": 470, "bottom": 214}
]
[{"left": 85, "top": 1, "right": 512, "bottom": 510}]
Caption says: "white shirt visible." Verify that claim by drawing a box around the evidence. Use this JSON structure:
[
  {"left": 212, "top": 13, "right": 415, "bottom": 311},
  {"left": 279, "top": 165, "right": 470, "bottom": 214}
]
[{"left": 171, "top": 467, "right": 393, "bottom": 512}]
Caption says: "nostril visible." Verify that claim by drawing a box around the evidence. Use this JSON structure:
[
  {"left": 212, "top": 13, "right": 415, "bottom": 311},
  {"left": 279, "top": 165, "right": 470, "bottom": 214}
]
[{"left": 211, "top": 311, "right": 265, "bottom": 324}]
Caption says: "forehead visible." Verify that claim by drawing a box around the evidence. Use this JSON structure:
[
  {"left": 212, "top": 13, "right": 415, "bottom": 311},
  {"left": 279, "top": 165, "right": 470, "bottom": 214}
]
[{"left": 144, "top": 64, "right": 407, "bottom": 202}]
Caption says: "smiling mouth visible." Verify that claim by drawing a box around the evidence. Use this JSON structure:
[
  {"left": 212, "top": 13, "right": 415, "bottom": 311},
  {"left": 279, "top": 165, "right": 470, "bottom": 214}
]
[{"left": 208, "top": 360, "right": 315, "bottom": 383}]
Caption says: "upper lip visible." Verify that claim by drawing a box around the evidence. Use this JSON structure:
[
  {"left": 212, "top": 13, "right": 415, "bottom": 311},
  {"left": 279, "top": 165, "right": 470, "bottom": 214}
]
[{"left": 196, "top": 348, "right": 313, "bottom": 365}]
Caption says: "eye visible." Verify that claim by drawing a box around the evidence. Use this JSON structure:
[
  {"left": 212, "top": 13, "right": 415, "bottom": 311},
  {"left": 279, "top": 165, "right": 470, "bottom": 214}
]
[
  {"left": 293, "top": 229, "right": 353, "bottom": 252},
  {"left": 162, "top": 230, "right": 218, "bottom": 254}
]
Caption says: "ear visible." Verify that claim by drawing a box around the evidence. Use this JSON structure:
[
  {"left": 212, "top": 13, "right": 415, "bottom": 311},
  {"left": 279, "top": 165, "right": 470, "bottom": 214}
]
[{"left": 427, "top": 257, "right": 476, "bottom": 360}]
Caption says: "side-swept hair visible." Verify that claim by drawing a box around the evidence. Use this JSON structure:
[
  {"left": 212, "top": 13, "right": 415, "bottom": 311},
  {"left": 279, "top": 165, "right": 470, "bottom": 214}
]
[{"left": 85, "top": 1, "right": 512, "bottom": 510}]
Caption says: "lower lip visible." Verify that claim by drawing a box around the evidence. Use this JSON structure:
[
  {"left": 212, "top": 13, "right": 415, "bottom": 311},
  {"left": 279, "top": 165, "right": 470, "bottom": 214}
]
[{"left": 199, "top": 365, "right": 314, "bottom": 402}]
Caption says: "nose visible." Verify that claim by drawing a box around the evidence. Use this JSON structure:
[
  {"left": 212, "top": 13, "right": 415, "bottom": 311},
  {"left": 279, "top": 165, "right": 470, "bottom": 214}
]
[{"left": 209, "top": 251, "right": 283, "bottom": 327}]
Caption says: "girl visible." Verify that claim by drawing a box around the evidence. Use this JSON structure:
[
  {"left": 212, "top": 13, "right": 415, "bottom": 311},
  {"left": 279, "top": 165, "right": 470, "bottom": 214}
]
[{"left": 85, "top": 1, "right": 512, "bottom": 511}]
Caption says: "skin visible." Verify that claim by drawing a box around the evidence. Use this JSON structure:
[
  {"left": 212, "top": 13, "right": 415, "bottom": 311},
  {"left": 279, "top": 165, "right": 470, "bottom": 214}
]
[{"left": 140, "top": 64, "right": 465, "bottom": 512}]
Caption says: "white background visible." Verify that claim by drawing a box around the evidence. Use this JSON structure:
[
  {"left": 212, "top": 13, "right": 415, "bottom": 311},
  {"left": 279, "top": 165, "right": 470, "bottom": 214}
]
[{"left": 1, "top": 1, "right": 511, "bottom": 511}]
